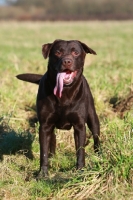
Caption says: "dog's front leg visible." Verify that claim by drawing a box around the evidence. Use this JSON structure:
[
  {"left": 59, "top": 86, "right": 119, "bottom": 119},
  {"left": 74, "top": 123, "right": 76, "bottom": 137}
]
[
  {"left": 38, "top": 125, "right": 54, "bottom": 178},
  {"left": 74, "top": 125, "right": 86, "bottom": 169}
]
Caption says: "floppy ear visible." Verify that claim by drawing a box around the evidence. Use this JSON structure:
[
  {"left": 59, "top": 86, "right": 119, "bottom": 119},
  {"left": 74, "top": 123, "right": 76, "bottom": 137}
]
[
  {"left": 78, "top": 41, "right": 97, "bottom": 55},
  {"left": 42, "top": 43, "right": 52, "bottom": 59},
  {"left": 42, "top": 39, "right": 62, "bottom": 59}
]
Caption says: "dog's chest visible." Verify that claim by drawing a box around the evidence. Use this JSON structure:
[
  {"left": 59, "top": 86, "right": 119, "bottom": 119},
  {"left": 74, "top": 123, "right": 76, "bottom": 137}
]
[{"left": 54, "top": 105, "right": 72, "bottom": 130}]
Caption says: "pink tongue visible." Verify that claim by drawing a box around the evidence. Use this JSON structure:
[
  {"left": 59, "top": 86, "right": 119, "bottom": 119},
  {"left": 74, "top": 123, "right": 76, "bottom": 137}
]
[{"left": 54, "top": 72, "right": 66, "bottom": 98}]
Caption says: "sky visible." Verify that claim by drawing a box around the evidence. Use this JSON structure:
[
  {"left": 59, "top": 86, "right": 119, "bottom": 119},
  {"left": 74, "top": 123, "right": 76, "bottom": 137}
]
[
  {"left": 0, "top": 0, "right": 17, "bottom": 6},
  {"left": 0, "top": 0, "right": 6, "bottom": 5}
]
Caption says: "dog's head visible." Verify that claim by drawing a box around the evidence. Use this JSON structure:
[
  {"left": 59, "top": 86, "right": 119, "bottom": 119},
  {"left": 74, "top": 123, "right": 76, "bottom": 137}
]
[{"left": 42, "top": 39, "right": 96, "bottom": 98}]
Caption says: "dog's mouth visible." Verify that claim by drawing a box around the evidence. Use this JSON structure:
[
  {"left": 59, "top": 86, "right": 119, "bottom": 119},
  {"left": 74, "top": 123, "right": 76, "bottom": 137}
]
[{"left": 54, "top": 70, "right": 77, "bottom": 98}]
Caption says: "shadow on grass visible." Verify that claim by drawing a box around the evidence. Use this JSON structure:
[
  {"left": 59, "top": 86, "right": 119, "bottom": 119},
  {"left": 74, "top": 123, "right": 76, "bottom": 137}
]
[
  {"left": 109, "top": 91, "right": 133, "bottom": 118},
  {"left": 0, "top": 118, "right": 35, "bottom": 161}
]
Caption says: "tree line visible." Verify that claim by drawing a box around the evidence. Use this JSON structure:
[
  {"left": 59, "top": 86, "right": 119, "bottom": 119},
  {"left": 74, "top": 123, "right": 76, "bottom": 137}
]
[{"left": 1, "top": 0, "right": 133, "bottom": 20}]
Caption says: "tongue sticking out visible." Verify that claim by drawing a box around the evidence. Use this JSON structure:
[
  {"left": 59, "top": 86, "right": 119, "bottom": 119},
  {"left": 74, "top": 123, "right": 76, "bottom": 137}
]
[{"left": 54, "top": 71, "right": 76, "bottom": 98}]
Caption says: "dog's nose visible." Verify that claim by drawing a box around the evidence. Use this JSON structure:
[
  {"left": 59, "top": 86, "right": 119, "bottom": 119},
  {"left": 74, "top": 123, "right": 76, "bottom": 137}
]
[{"left": 62, "top": 58, "right": 72, "bottom": 67}]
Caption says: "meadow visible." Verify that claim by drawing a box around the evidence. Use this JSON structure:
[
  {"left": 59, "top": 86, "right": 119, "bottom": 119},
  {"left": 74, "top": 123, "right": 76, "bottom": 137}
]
[{"left": 0, "top": 21, "right": 133, "bottom": 200}]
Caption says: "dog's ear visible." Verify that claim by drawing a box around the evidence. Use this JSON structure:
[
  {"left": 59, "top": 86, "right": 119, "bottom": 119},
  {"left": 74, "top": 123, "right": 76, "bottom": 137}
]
[
  {"left": 42, "top": 39, "right": 62, "bottom": 59},
  {"left": 42, "top": 43, "right": 52, "bottom": 59},
  {"left": 78, "top": 41, "right": 97, "bottom": 55}
]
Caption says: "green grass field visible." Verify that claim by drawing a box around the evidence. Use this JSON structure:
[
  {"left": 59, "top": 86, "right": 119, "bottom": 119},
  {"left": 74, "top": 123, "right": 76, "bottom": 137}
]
[{"left": 0, "top": 21, "right": 133, "bottom": 200}]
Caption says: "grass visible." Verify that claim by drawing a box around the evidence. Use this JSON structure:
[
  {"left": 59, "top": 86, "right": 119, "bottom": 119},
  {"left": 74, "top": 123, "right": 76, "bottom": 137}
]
[{"left": 0, "top": 21, "right": 133, "bottom": 199}]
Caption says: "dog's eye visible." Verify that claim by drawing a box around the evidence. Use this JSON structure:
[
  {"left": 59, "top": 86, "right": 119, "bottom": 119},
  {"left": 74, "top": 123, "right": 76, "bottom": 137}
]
[
  {"left": 55, "top": 50, "right": 62, "bottom": 57},
  {"left": 72, "top": 50, "right": 79, "bottom": 56}
]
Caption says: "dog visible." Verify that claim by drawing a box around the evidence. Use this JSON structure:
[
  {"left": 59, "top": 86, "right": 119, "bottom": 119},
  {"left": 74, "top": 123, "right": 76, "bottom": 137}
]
[{"left": 17, "top": 39, "right": 100, "bottom": 178}]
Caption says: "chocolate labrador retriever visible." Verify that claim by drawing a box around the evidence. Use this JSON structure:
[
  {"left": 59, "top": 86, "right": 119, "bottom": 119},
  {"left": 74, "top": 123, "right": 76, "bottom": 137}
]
[{"left": 17, "top": 39, "right": 100, "bottom": 178}]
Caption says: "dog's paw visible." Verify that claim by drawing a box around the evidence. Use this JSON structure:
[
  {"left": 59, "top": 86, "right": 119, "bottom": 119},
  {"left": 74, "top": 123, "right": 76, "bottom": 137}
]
[{"left": 36, "top": 169, "right": 49, "bottom": 181}]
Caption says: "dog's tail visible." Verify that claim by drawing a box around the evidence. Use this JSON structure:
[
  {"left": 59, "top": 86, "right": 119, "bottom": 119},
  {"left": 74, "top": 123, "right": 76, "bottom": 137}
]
[{"left": 16, "top": 73, "right": 43, "bottom": 85}]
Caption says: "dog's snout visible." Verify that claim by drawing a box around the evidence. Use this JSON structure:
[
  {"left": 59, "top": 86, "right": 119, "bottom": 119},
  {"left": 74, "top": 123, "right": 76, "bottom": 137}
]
[{"left": 62, "top": 58, "right": 73, "bottom": 67}]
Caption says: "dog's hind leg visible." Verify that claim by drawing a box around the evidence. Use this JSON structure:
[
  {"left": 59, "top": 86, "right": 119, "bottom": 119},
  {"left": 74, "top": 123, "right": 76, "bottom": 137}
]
[
  {"left": 87, "top": 109, "right": 100, "bottom": 153},
  {"left": 49, "top": 130, "right": 56, "bottom": 156}
]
